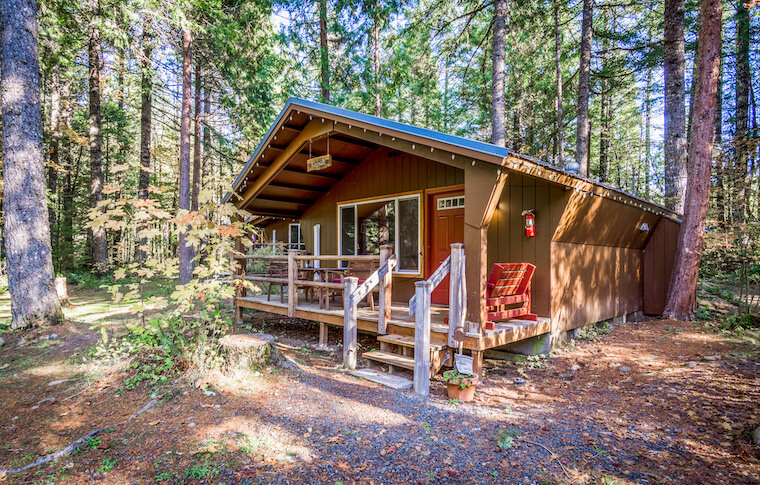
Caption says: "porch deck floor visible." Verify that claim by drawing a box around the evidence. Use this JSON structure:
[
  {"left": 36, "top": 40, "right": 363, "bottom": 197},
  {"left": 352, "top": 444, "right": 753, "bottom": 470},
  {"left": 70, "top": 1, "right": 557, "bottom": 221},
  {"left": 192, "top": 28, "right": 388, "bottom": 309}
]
[
  {"left": 236, "top": 292, "right": 552, "bottom": 351},
  {"left": 237, "top": 293, "right": 450, "bottom": 333}
]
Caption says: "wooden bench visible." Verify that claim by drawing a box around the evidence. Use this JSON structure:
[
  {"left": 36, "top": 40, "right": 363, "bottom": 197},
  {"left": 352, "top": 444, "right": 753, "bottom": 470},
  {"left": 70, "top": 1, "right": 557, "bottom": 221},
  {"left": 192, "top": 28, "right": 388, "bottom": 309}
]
[{"left": 485, "top": 262, "right": 537, "bottom": 329}]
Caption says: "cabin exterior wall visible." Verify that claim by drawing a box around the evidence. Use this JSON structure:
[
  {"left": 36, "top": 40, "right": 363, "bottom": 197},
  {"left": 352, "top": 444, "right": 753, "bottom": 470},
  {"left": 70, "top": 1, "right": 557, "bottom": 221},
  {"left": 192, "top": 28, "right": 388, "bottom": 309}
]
[
  {"left": 548, "top": 190, "right": 672, "bottom": 331},
  {"left": 271, "top": 147, "right": 464, "bottom": 302},
  {"left": 255, "top": 147, "right": 679, "bottom": 329},
  {"left": 643, "top": 218, "right": 679, "bottom": 314},
  {"left": 487, "top": 174, "right": 569, "bottom": 317}
]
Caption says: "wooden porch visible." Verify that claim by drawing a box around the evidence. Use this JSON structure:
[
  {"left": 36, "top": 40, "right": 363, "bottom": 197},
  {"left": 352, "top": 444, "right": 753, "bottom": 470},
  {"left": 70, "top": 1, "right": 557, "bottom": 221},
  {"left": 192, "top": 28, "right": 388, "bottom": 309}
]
[
  {"left": 236, "top": 293, "right": 551, "bottom": 353},
  {"left": 233, "top": 244, "right": 551, "bottom": 395}
]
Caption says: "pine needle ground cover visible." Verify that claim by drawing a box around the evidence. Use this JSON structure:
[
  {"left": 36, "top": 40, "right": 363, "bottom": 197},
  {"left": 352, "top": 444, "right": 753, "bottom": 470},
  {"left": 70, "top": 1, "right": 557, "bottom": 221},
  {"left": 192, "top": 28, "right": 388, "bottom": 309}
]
[{"left": 0, "top": 287, "right": 758, "bottom": 484}]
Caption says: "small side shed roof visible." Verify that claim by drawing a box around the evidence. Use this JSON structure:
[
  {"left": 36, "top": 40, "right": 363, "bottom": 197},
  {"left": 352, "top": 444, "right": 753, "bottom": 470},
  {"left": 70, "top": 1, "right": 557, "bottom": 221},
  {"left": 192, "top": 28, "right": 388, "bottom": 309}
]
[{"left": 225, "top": 97, "right": 680, "bottom": 222}]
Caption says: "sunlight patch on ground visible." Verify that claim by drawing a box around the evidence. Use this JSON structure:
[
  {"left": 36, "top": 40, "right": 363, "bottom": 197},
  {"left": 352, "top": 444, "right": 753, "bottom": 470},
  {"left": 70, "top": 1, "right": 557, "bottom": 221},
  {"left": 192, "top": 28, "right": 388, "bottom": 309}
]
[{"left": 24, "top": 362, "right": 78, "bottom": 378}]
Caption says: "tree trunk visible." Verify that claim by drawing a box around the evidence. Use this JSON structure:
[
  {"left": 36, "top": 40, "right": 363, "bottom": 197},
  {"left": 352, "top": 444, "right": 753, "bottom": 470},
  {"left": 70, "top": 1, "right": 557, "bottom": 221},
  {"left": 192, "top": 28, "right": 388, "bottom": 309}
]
[
  {"left": 599, "top": 12, "right": 611, "bottom": 183},
  {"left": 663, "top": 0, "right": 722, "bottom": 321},
  {"left": 135, "top": 13, "right": 153, "bottom": 262},
  {"left": 113, "top": 47, "right": 127, "bottom": 262},
  {"left": 319, "top": 0, "right": 330, "bottom": 103},
  {"left": 88, "top": 1, "right": 107, "bottom": 274},
  {"left": 575, "top": 0, "right": 593, "bottom": 176},
  {"left": 192, "top": 62, "right": 201, "bottom": 212},
  {"left": 645, "top": 64, "right": 652, "bottom": 199},
  {"left": 664, "top": 0, "right": 687, "bottom": 214},
  {"left": 714, "top": 41, "right": 725, "bottom": 228},
  {"left": 554, "top": 0, "right": 564, "bottom": 165},
  {"left": 178, "top": 28, "right": 193, "bottom": 285},
  {"left": 732, "top": 0, "right": 749, "bottom": 223},
  {"left": 202, "top": 87, "right": 211, "bottom": 193},
  {"left": 136, "top": 14, "right": 153, "bottom": 263},
  {"left": 491, "top": 0, "right": 507, "bottom": 147},
  {"left": 1, "top": 0, "right": 63, "bottom": 329},
  {"left": 59, "top": 82, "right": 75, "bottom": 271},
  {"left": 373, "top": 2, "right": 381, "bottom": 117},
  {"left": 48, "top": 66, "right": 61, "bottom": 271}
]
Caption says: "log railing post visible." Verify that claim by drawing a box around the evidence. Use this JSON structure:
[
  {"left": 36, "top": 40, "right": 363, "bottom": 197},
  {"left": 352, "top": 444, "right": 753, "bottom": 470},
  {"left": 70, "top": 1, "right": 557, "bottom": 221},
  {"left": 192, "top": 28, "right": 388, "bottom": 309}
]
[
  {"left": 287, "top": 250, "right": 297, "bottom": 317},
  {"left": 414, "top": 280, "right": 432, "bottom": 396},
  {"left": 343, "top": 277, "right": 359, "bottom": 370},
  {"left": 378, "top": 245, "right": 393, "bottom": 335},
  {"left": 313, "top": 224, "right": 321, "bottom": 268},
  {"left": 448, "top": 243, "right": 465, "bottom": 346},
  {"left": 236, "top": 258, "right": 246, "bottom": 325}
]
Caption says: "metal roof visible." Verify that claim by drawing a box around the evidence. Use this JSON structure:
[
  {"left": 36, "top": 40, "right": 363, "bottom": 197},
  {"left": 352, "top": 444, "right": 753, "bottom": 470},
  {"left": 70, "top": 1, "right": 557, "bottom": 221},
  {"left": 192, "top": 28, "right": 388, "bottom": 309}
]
[{"left": 225, "top": 97, "right": 680, "bottom": 221}]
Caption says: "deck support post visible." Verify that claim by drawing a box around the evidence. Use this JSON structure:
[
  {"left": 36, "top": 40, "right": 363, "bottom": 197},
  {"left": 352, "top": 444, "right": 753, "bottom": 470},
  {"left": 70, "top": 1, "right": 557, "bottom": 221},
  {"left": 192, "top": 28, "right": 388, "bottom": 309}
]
[
  {"left": 234, "top": 215, "right": 246, "bottom": 325},
  {"left": 319, "top": 323, "right": 328, "bottom": 345},
  {"left": 378, "top": 245, "right": 393, "bottom": 335},
  {"left": 343, "top": 277, "right": 359, "bottom": 370},
  {"left": 448, "top": 243, "right": 465, "bottom": 347},
  {"left": 414, "top": 280, "right": 432, "bottom": 396},
  {"left": 287, "top": 250, "right": 297, "bottom": 317},
  {"left": 471, "top": 350, "right": 483, "bottom": 377}
]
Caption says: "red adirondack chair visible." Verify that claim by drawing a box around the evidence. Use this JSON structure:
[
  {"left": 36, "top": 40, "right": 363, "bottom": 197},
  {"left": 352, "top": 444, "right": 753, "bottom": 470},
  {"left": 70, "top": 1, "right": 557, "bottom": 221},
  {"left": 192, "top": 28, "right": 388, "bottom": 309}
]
[{"left": 485, "top": 262, "right": 537, "bottom": 328}]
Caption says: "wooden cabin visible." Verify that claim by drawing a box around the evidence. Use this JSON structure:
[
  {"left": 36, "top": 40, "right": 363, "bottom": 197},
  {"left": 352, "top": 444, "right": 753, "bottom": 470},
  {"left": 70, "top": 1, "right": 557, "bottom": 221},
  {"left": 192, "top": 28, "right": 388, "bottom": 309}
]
[{"left": 225, "top": 98, "right": 679, "bottom": 390}]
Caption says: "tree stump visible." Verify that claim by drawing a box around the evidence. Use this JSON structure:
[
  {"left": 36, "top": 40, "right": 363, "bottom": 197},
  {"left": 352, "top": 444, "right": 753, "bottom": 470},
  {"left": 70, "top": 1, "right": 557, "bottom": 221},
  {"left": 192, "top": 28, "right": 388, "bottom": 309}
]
[
  {"left": 55, "top": 277, "right": 71, "bottom": 307},
  {"left": 219, "top": 333, "right": 277, "bottom": 376}
]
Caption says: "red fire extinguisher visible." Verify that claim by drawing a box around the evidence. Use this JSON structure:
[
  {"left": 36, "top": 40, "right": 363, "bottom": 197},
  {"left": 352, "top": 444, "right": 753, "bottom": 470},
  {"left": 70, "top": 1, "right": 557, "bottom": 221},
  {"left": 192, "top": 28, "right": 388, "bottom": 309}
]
[{"left": 521, "top": 210, "right": 535, "bottom": 237}]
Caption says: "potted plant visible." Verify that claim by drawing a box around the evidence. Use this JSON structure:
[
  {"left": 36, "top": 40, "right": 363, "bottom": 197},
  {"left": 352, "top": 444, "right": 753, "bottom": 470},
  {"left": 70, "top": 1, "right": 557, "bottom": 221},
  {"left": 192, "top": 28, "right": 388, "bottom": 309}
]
[{"left": 442, "top": 370, "right": 479, "bottom": 402}]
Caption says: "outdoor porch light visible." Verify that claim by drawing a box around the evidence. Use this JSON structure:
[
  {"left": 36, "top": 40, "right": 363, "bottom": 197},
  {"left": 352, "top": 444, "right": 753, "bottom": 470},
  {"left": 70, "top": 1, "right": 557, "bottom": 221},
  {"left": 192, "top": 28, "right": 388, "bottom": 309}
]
[{"left": 640, "top": 222, "right": 650, "bottom": 232}]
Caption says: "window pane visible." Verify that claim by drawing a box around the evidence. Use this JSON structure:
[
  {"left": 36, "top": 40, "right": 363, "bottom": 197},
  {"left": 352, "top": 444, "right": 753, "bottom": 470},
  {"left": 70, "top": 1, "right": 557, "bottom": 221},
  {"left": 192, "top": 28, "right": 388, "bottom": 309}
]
[
  {"left": 398, "top": 197, "right": 419, "bottom": 271},
  {"left": 357, "top": 200, "right": 395, "bottom": 255},
  {"left": 340, "top": 206, "right": 356, "bottom": 259},
  {"left": 290, "top": 225, "right": 299, "bottom": 244}
]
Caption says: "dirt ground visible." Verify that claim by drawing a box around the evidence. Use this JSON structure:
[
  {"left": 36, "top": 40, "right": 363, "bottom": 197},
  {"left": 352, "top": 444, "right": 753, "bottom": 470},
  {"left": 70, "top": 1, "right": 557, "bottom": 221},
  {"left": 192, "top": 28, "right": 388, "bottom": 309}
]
[{"left": 0, "top": 294, "right": 759, "bottom": 484}]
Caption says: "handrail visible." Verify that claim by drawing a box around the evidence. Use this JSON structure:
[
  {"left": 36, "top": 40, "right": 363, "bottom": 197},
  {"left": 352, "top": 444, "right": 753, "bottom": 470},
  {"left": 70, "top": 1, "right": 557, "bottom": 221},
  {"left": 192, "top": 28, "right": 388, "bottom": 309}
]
[
  {"left": 349, "top": 255, "right": 397, "bottom": 307},
  {"left": 234, "top": 254, "right": 381, "bottom": 262},
  {"left": 410, "top": 243, "right": 465, "bottom": 396},
  {"left": 409, "top": 255, "right": 451, "bottom": 315},
  {"left": 343, "top": 246, "right": 395, "bottom": 370}
]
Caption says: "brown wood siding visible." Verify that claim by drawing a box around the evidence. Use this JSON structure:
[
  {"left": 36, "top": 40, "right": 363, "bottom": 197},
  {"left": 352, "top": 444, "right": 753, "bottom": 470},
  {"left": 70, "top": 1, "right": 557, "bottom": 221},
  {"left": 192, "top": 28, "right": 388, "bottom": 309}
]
[
  {"left": 297, "top": 147, "right": 464, "bottom": 302},
  {"left": 643, "top": 218, "right": 679, "bottom": 315},
  {"left": 261, "top": 220, "right": 295, "bottom": 244},
  {"left": 487, "top": 173, "right": 569, "bottom": 317},
  {"left": 551, "top": 242, "right": 643, "bottom": 331},
  {"left": 552, "top": 191, "right": 662, "bottom": 248}
]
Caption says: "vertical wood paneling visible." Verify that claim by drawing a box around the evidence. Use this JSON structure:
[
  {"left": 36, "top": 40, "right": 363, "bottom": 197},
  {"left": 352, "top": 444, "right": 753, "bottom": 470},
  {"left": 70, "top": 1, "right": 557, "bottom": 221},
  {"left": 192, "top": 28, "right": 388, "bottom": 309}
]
[{"left": 279, "top": 148, "right": 464, "bottom": 301}]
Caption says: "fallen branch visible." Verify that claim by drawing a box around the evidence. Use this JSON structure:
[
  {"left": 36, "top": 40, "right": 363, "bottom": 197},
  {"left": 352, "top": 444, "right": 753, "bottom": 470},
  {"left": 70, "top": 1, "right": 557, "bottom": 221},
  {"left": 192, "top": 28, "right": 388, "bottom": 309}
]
[
  {"left": 0, "top": 397, "right": 159, "bottom": 475},
  {"left": 61, "top": 379, "right": 92, "bottom": 402},
  {"left": 521, "top": 438, "right": 572, "bottom": 480}
]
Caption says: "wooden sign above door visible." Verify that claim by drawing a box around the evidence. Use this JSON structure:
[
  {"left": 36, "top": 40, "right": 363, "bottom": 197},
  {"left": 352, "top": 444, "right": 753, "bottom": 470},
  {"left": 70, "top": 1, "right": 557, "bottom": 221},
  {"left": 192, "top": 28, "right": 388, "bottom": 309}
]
[{"left": 307, "top": 154, "right": 332, "bottom": 172}]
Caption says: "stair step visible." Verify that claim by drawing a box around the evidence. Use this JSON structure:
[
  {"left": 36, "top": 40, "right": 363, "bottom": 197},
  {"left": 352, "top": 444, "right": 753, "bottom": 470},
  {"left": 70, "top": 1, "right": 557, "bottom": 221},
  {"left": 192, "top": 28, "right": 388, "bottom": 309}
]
[
  {"left": 362, "top": 350, "right": 415, "bottom": 371},
  {"left": 377, "top": 334, "right": 447, "bottom": 350},
  {"left": 350, "top": 368, "right": 413, "bottom": 390}
]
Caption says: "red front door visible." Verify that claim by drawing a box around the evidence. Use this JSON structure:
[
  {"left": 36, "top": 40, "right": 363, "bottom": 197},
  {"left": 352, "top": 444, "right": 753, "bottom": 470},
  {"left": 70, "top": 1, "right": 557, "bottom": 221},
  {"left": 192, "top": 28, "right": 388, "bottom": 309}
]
[{"left": 426, "top": 190, "right": 465, "bottom": 305}]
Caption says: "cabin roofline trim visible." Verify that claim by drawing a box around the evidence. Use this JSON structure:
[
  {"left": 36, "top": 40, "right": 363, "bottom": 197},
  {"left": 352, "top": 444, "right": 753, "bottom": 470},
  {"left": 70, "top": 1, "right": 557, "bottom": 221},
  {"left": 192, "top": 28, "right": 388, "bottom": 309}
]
[{"left": 225, "top": 97, "right": 681, "bottom": 223}]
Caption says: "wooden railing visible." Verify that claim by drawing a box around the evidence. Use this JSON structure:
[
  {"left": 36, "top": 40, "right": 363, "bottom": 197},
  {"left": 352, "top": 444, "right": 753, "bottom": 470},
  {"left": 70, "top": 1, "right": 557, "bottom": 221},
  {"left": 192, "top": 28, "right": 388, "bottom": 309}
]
[
  {"left": 233, "top": 252, "right": 383, "bottom": 320},
  {"left": 408, "top": 243, "right": 465, "bottom": 396},
  {"left": 234, "top": 245, "right": 397, "bottom": 373},
  {"left": 343, "top": 246, "right": 396, "bottom": 370}
]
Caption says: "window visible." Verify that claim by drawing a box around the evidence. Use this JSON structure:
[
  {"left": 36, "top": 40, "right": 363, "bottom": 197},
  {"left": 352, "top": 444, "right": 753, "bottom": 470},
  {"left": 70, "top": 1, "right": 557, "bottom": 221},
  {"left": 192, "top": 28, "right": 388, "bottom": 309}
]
[
  {"left": 338, "top": 194, "right": 420, "bottom": 273},
  {"left": 289, "top": 223, "right": 305, "bottom": 251},
  {"left": 437, "top": 196, "right": 464, "bottom": 210}
]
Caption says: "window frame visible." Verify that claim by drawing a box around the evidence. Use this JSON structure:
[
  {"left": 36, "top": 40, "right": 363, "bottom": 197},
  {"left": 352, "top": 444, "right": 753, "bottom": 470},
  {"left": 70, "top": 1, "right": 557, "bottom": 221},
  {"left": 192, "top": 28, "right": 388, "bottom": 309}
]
[
  {"left": 337, "top": 193, "right": 421, "bottom": 275},
  {"left": 288, "top": 223, "right": 305, "bottom": 251}
]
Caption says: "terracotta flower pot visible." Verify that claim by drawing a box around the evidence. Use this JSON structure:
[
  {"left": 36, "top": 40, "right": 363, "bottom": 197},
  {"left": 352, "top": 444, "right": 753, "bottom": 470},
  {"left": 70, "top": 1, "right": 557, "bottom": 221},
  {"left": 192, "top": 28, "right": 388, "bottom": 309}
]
[{"left": 443, "top": 372, "right": 479, "bottom": 402}]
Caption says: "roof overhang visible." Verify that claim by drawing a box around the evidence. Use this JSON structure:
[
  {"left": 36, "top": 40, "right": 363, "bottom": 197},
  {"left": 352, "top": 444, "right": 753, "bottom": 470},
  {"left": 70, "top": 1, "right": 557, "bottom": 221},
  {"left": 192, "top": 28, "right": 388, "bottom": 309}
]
[{"left": 225, "top": 98, "right": 681, "bottom": 224}]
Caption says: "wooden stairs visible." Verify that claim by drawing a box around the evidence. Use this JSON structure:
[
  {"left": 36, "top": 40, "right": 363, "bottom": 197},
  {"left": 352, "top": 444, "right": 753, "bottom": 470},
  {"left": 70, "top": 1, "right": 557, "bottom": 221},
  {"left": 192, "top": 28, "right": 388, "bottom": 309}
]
[{"left": 362, "top": 333, "right": 450, "bottom": 375}]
